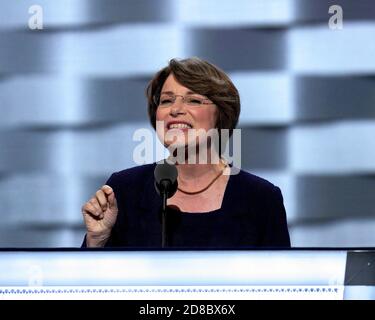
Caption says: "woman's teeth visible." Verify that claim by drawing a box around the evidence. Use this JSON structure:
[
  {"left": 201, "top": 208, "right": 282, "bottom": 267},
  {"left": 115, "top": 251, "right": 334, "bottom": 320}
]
[{"left": 169, "top": 123, "right": 192, "bottom": 129}]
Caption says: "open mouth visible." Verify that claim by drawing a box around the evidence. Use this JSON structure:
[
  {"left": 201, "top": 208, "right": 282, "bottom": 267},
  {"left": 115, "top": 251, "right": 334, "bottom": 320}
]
[{"left": 167, "top": 123, "right": 193, "bottom": 130}]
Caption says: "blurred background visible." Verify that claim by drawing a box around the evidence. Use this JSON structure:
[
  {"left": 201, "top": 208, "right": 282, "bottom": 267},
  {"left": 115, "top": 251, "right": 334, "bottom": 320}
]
[{"left": 0, "top": 0, "right": 374, "bottom": 247}]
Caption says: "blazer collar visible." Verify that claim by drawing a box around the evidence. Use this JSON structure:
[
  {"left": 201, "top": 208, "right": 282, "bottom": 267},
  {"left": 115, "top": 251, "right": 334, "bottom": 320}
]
[
  {"left": 139, "top": 163, "right": 162, "bottom": 211},
  {"left": 138, "top": 162, "right": 239, "bottom": 212}
]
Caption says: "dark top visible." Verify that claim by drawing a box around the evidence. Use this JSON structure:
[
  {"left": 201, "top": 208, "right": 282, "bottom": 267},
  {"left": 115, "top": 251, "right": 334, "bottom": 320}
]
[{"left": 82, "top": 163, "right": 291, "bottom": 248}]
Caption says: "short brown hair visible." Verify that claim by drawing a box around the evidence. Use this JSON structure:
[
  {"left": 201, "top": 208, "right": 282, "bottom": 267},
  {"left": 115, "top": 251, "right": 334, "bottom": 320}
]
[{"left": 146, "top": 57, "right": 241, "bottom": 138}]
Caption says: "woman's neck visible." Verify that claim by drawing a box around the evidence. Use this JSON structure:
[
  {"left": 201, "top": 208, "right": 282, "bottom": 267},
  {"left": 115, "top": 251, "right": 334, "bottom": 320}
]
[
  {"left": 168, "top": 148, "right": 225, "bottom": 182},
  {"left": 176, "top": 162, "right": 222, "bottom": 181}
]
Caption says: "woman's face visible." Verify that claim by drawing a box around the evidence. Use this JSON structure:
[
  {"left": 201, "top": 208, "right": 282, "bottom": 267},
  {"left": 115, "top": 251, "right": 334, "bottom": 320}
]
[{"left": 155, "top": 74, "right": 218, "bottom": 152}]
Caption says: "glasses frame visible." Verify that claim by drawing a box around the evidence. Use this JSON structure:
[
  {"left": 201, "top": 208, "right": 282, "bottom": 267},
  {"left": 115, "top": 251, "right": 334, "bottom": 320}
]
[{"left": 154, "top": 94, "right": 214, "bottom": 107}]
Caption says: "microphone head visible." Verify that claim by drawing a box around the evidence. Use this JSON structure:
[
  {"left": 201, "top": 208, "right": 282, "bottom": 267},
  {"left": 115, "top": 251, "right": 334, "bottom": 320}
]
[{"left": 154, "top": 160, "right": 178, "bottom": 198}]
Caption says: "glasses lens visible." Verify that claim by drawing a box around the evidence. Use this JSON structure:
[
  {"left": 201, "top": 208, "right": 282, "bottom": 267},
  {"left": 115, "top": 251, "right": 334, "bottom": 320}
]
[
  {"left": 185, "top": 95, "right": 205, "bottom": 106},
  {"left": 159, "top": 95, "right": 174, "bottom": 106},
  {"left": 156, "top": 94, "right": 211, "bottom": 107}
]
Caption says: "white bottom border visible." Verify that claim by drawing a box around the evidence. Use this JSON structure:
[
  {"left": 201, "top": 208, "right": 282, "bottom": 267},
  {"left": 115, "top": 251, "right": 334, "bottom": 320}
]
[{"left": 0, "top": 285, "right": 344, "bottom": 300}]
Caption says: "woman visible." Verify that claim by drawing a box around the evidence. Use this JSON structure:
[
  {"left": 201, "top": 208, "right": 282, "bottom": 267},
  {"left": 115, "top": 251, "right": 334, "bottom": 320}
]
[{"left": 81, "top": 57, "right": 290, "bottom": 248}]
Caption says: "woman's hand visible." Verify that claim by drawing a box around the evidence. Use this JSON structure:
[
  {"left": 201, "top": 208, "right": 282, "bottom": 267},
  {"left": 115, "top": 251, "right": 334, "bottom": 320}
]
[{"left": 81, "top": 185, "right": 118, "bottom": 247}]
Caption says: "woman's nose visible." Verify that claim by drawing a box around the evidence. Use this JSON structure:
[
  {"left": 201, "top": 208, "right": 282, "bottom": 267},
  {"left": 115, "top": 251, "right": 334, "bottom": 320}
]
[{"left": 170, "top": 97, "right": 186, "bottom": 115}]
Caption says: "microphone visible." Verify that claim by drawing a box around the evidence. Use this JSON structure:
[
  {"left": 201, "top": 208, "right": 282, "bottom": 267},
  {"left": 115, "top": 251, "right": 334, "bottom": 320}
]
[
  {"left": 154, "top": 160, "right": 178, "bottom": 248},
  {"left": 154, "top": 161, "right": 178, "bottom": 199}
]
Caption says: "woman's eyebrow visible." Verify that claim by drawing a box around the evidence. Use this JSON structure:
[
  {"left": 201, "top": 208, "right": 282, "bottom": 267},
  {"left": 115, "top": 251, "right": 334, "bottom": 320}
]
[
  {"left": 160, "top": 91, "right": 174, "bottom": 95},
  {"left": 160, "top": 90, "right": 198, "bottom": 95}
]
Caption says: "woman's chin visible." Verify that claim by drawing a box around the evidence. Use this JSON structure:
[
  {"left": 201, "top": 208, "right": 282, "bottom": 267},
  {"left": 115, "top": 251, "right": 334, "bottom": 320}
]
[{"left": 166, "top": 142, "right": 188, "bottom": 152}]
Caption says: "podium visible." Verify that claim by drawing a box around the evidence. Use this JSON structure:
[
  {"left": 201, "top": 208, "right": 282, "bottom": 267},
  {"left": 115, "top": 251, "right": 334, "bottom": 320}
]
[{"left": 0, "top": 249, "right": 374, "bottom": 300}]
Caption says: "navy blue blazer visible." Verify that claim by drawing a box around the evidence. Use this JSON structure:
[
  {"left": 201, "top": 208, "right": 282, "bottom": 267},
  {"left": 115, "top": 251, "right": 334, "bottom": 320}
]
[{"left": 83, "top": 163, "right": 291, "bottom": 248}]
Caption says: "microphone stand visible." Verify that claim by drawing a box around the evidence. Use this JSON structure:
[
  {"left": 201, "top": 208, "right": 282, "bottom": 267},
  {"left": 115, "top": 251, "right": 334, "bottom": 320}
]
[
  {"left": 160, "top": 180, "right": 171, "bottom": 248},
  {"left": 154, "top": 162, "right": 178, "bottom": 249},
  {"left": 162, "top": 190, "right": 168, "bottom": 248}
]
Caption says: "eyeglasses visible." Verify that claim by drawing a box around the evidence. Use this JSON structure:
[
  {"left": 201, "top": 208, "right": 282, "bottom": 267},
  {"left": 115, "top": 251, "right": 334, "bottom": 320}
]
[{"left": 155, "top": 94, "right": 214, "bottom": 108}]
